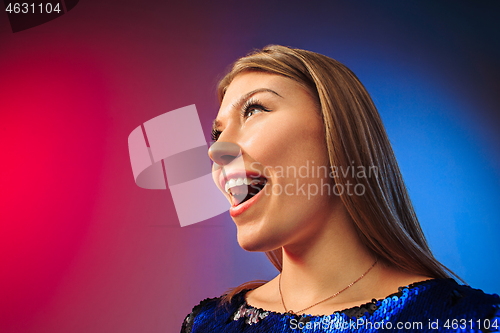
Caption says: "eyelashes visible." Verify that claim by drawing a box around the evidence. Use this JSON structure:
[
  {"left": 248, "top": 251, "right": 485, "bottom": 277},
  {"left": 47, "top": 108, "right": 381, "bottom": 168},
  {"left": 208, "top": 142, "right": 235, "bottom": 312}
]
[
  {"left": 241, "top": 98, "right": 271, "bottom": 119},
  {"left": 211, "top": 98, "right": 271, "bottom": 142},
  {"left": 211, "top": 128, "right": 222, "bottom": 142}
]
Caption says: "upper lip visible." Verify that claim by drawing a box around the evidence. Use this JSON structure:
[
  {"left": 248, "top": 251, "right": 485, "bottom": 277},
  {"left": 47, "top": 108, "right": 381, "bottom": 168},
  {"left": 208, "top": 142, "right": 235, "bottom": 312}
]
[{"left": 218, "top": 170, "right": 265, "bottom": 194}]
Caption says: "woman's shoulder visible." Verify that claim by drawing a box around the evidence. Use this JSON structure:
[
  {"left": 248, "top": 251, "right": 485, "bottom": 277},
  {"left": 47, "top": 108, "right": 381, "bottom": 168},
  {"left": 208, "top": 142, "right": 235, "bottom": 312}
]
[
  {"left": 326, "top": 278, "right": 499, "bottom": 331},
  {"left": 180, "top": 290, "right": 248, "bottom": 333},
  {"left": 413, "top": 278, "right": 499, "bottom": 311},
  {"left": 385, "top": 278, "right": 500, "bottom": 330}
]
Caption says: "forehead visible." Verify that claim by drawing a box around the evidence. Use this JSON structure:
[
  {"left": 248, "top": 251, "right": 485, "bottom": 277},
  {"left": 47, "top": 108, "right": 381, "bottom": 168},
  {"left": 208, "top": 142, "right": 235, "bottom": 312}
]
[
  {"left": 213, "top": 72, "right": 322, "bottom": 133},
  {"left": 222, "top": 72, "right": 298, "bottom": 103},
  {"left": 218, "top": 72, "right": 313, "bottom": 117}
]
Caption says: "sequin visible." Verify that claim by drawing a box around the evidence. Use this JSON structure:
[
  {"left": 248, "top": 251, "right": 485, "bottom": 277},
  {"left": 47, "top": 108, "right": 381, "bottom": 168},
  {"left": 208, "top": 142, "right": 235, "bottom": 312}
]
[
  {"left": 181, "top": 278, "right": 500, "bottom": 332},
  {"left": 232, "top": 303, "right": 270, "bottom": 325}
]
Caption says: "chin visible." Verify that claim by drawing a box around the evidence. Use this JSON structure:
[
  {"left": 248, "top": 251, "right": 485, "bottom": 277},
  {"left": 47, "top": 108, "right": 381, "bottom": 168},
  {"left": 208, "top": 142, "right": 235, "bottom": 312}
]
[
  {"left": 236, "top": 226, "right": 281, "bottom": 252},
  {"left": 237, "top": 233, "right": 265, "bottom": 252}
]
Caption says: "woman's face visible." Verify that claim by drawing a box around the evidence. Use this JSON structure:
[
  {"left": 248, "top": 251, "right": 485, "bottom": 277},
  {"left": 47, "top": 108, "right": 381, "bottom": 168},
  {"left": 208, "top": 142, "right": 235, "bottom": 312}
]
[{"left": 210, "top": 72, "right": 340, "bottom": 252}]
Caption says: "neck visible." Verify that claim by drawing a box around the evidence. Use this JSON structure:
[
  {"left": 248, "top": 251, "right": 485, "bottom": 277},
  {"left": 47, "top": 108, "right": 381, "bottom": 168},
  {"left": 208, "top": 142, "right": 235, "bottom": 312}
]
[{"left": 279, "top": 204, "right": 378, "bottom": 310}]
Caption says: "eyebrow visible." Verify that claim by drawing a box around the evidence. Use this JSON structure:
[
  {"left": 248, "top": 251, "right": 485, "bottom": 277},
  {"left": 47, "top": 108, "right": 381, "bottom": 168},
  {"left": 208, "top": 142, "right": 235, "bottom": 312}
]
[{"left": 212, "top": 88, "right": 283, "bottom": 131}]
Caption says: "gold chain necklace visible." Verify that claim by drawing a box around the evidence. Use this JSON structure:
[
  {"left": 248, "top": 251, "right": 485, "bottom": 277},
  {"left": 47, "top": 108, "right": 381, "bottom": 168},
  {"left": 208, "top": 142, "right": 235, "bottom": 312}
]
[{"left": 278, "top": 258, "right": 378, "bottom": 315}]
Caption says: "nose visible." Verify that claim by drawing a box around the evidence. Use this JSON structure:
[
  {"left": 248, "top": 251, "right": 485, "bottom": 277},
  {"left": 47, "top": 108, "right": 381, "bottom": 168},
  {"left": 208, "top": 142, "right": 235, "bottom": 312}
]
[{"left": 208, "top": 141, "right": 241, "bottom": 166}]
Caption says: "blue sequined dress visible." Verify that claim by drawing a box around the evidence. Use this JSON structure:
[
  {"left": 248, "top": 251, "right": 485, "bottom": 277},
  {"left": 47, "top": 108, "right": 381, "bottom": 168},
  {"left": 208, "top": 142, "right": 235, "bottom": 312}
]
[{"left": 181, "top": 278, "right": 499, "bottom": 332}]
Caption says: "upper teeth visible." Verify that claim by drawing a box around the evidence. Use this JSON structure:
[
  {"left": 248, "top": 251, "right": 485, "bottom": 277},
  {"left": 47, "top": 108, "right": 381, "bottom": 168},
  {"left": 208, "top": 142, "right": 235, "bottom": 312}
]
[{"left": 224, "top": 177, "right": 256, "bottom": 194}]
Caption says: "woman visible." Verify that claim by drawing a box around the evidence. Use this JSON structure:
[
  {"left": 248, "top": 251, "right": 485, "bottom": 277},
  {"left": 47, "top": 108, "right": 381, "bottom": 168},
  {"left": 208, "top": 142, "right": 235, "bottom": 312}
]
[{"left": 181, "top": 45, "right": 499, "bottom": 332}]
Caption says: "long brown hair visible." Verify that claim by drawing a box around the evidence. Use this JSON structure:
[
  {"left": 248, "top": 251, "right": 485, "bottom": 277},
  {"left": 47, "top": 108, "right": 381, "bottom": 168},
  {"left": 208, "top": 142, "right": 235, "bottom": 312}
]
[{"left": 217, "top": 45, "right": 456, "bottom": 303}]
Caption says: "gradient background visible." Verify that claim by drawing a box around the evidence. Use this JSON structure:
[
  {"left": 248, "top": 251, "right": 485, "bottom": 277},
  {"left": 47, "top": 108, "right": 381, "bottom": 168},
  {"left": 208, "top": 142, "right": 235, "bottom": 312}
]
[{"left": 0, "top": 1, "right": 499, "bottom": 332}]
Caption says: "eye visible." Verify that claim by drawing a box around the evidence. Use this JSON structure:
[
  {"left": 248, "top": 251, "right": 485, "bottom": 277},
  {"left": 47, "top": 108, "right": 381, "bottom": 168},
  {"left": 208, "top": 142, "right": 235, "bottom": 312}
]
[
  {"left": 245, "top": 106, "right": 263, "bottom": 118},
  {"left": 241, "top": 98, "right": 271, "bottom": 119}
]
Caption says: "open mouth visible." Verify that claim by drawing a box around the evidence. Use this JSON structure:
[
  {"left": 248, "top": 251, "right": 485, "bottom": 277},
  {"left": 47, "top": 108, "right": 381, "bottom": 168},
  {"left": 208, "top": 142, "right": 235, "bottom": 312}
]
[{"left": 224, "top": 177, "right": 267, "bottom": 206}]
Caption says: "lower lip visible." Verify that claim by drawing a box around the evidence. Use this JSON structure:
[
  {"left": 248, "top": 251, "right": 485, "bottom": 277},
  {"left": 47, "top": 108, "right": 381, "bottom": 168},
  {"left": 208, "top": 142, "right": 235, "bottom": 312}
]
[{"left": 229, "top": 183, "right": 266, "bottom": 218}]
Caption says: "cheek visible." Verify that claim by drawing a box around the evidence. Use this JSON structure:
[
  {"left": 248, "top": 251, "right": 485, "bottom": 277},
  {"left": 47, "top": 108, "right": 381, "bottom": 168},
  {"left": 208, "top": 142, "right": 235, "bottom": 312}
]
[{"left": 247, "top": 115, "right": 326, "bottom": 169}]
